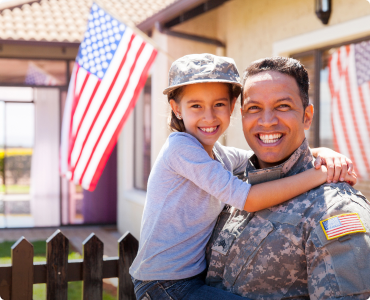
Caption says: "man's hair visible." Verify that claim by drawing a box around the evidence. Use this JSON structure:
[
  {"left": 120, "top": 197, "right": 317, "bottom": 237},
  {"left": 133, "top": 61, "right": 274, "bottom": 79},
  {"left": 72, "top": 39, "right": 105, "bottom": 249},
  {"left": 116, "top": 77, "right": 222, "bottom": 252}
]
[{"left": 241, "top": 57, "right": 309, "bottom": 110}]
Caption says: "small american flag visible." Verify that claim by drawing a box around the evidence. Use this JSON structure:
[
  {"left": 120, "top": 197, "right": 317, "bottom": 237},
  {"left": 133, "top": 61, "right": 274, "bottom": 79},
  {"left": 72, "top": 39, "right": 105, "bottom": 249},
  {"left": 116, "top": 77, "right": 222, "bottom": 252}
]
[
  {"left": 25, "top": 63, "right": 59, "bottom": 86},
  {"left": 320, "top": 213, "right": 366, "bottom": 240},
  {"left": 60, "top": 2, "right": 157, "bottom": 191},
  {"left": 328, "top": 42, "right": 370, "bottom": 179}
]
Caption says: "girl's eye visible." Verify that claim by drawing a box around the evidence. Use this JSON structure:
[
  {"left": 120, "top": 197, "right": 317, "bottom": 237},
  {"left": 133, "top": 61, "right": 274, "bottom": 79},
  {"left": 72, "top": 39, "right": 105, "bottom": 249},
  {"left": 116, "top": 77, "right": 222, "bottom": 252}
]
[
  {"left": 215, "top": 103, "right": 226, "bottom": 107},
  {"left": 191, "top": 104, "right": 201, "bottom": 108}
]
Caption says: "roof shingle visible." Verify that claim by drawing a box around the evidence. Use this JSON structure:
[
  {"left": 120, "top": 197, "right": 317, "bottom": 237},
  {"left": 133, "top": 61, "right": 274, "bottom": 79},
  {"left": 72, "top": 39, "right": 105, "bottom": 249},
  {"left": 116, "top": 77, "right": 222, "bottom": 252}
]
[{"left": 0, "top": 0, "right": 178, "bottom": 43}]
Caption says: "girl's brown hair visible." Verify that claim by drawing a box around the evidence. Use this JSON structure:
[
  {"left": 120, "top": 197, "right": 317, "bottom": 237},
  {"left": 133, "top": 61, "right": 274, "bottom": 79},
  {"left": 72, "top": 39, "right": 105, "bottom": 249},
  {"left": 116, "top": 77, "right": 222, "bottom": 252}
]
[{"left": 167, "top": 83, "right": 241, "bottom": 132}]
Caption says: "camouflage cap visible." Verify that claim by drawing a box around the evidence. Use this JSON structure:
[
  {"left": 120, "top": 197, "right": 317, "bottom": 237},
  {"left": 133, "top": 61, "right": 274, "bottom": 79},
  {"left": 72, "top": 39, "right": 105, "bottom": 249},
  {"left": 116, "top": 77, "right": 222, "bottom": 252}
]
[{"left": 163, "top": 53, "right": 242, "bottom": 95}]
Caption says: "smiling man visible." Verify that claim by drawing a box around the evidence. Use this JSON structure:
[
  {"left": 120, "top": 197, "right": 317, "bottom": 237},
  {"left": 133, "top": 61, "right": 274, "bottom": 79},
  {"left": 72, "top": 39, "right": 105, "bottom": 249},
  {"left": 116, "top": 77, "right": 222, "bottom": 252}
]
[{"left": 205, "top": 57, "right": 370, "bottom": 299}]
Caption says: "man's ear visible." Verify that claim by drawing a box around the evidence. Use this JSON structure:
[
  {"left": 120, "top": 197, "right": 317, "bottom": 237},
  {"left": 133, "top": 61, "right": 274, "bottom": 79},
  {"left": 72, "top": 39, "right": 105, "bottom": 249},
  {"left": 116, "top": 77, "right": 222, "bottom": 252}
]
[
  {"left": 230, "top": 97, "right": 237, "bottom": 115},
  {"left": 303, "top": 104, "right": 314, "bottom": 130},
  {"left": 170, "top": 99, "right": 181, "bottom": 116}
]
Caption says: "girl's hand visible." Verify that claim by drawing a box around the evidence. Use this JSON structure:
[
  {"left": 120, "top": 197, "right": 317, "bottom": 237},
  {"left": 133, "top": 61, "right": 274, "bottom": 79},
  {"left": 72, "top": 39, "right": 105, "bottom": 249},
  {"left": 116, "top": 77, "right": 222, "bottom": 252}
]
[{"left": 312, "top": 148, "right": 354, "bottom": 183}]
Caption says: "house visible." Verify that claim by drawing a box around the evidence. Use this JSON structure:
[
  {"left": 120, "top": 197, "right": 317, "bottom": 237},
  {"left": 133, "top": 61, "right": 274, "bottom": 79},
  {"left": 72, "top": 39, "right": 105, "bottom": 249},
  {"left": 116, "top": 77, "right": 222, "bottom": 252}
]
[
  {"left": 118, "top": 0, "right": 370, "bottom": 238},
  {"left": 1, "top": 0, "right": 369, "bottom": 237}
]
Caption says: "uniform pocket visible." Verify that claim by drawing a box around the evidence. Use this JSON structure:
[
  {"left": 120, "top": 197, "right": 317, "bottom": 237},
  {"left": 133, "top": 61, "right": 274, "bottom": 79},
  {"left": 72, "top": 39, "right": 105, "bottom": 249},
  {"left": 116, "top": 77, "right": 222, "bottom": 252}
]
[
  {"left": 223, "top": 216, "right": 274, "bottom": 287},
  {"left": 224, "top": 216, "right": 306, "bottom": 298}
]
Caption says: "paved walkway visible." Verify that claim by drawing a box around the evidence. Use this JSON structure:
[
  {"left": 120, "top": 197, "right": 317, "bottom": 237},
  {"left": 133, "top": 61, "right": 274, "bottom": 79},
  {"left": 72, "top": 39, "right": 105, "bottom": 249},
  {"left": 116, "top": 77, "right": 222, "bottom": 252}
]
[{"left": 0, "top": 225, "right": 123, "bottom": 257}]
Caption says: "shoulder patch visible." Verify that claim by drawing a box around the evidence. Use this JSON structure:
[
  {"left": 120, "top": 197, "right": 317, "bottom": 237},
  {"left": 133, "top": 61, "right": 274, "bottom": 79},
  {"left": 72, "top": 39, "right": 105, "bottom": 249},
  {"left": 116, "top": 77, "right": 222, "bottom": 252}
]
[{"left": 320, "top": 213, "right": 366, "bottom": 240}]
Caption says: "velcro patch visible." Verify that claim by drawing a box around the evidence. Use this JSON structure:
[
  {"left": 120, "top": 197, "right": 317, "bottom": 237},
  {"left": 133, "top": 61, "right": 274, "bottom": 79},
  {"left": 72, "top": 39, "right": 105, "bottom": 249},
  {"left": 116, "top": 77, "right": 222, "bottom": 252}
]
[{"left": 320, "top": 213, "right": 366, "bottom": 240}]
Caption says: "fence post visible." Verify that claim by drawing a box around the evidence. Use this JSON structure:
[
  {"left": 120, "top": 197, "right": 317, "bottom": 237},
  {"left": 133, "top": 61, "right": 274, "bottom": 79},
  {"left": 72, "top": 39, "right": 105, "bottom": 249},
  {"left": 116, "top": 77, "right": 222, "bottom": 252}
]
[
  {"left": 118, "top": 232, "right": 138, "bottom": 300},
  {"left": 11, "top": 237, "right": 33, "bottom": 300},
  {"left": 82, "top": 233, "right": 103, "bottom": 300},
  {"left": 46, "top": 229, "right": 69, "bottom": 300}
]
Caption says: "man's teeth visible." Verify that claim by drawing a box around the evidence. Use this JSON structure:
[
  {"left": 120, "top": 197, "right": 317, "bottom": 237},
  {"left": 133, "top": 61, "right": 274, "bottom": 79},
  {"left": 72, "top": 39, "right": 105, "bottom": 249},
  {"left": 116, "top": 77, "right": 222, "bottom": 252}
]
[
  {"left": 200, "top": 126, "right": 218, "bottom": 133},
  {"left": 259, "top": 133, "right": 282, "bottom": 144}
]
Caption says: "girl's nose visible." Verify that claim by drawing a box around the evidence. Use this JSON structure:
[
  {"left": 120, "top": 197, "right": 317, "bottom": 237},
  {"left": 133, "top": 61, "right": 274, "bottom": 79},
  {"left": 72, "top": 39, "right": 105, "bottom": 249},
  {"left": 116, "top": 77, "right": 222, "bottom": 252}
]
[
  {"left": 257, "top": 110, "right": 278, "bottom": 127},
  {"left": 203, "top": 108, "right": 217, "bottom": 123}
]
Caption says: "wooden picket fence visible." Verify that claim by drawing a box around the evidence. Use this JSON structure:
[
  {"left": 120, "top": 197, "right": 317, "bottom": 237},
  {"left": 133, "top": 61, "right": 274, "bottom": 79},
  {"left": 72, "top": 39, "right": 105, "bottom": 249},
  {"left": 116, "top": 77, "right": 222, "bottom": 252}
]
[{"left": 0, "top": 229, "right": 139, "bottom": 300}]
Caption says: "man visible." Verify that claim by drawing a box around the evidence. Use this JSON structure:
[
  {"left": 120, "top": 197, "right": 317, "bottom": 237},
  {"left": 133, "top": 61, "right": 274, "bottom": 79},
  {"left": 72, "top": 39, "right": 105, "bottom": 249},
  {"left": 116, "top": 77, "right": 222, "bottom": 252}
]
[{"left": 205, "top": 57, "right": 370, "bottom": 299}]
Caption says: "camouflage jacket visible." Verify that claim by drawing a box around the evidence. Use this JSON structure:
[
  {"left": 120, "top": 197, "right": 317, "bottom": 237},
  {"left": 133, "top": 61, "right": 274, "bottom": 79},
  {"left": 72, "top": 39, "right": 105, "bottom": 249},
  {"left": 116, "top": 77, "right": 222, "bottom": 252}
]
[{"left": 206, "top": 139, "right": 370, "bottom": 299}]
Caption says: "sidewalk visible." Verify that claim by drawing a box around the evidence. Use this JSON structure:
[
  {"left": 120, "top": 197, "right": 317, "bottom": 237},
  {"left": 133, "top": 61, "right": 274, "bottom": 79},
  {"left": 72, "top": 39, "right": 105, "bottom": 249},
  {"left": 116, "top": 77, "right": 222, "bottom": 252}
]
[{"left": 0, "top": 225, "right": 123, "bottom": 257}]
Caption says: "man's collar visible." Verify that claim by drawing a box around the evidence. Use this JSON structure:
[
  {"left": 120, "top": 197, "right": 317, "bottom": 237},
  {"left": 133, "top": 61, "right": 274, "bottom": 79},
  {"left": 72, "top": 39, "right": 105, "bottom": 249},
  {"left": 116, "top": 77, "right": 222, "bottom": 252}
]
[{"left": 246, "top": 139, "right": 313, "bottom": 185}]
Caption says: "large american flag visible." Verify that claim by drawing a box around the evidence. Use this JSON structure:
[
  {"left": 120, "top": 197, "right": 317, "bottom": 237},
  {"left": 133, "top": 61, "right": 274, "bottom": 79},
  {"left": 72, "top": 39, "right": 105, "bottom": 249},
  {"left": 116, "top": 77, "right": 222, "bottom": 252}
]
[
  {"left": 328, "top": 41, "right": 370, "bottom": 179},
  {"left": 60, "top": 2, "right": 157, "bottom": 191}
]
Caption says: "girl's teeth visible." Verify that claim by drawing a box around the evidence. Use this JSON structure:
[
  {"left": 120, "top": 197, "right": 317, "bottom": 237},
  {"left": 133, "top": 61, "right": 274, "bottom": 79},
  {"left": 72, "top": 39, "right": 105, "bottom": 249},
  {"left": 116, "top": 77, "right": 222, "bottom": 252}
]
[{"left": 201, "top": 126, "right": 217, "bottom": 133}]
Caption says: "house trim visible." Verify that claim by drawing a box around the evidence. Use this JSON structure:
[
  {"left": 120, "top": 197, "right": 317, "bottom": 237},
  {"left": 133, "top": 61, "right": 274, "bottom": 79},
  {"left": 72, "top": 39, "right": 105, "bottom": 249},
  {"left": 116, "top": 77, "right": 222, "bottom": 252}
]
[{"left": 273, "top": 14, "right": 370, "bottom": 56}]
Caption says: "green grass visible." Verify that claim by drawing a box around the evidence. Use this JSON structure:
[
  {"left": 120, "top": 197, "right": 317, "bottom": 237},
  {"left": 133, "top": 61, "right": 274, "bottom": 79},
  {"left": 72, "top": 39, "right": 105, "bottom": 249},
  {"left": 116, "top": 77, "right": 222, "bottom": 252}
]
[
  {"left": 0, "top": 240, "right": 116, "bottom": 300},
  {"left": 0, "top": 184, "right": 30, "bottom": 194}
]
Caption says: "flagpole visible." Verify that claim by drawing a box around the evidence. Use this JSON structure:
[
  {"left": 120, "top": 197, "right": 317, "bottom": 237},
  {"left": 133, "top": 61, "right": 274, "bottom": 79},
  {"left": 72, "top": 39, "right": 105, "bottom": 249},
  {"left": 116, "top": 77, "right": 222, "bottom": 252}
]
[{"left": 93, "top": 0, "right": 175, "bottom": 63}]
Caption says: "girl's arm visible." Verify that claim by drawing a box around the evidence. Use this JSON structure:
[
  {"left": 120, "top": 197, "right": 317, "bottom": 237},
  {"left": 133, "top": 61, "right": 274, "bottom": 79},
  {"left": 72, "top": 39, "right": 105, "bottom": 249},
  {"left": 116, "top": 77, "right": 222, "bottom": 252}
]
[{"left": 244, "top": 166, "right": 356, "bottom": 212}]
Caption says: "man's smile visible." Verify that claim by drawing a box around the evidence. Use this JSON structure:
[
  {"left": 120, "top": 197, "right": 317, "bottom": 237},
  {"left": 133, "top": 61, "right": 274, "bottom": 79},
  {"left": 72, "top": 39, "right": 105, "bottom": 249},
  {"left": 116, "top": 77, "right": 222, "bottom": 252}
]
[
  {"left": 258, "top": 133, "right": 283, "bottom": 144},
  {"left": 255, "top": 132, "right": 284, "bottom": 147}
]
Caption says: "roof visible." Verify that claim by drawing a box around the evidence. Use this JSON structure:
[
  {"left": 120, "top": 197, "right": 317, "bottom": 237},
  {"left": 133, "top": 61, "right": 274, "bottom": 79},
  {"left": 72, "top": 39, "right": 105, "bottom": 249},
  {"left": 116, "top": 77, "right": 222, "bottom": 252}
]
[{"left": 0, "top": 0, "right": 178, "bottom": 44}]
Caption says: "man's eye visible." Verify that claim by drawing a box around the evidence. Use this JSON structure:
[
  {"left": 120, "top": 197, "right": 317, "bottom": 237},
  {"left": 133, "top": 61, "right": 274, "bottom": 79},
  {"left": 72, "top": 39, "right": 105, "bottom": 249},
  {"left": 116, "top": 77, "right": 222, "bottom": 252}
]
[{"left": 277, "top": 104, "right": 290, "bottom": 109}]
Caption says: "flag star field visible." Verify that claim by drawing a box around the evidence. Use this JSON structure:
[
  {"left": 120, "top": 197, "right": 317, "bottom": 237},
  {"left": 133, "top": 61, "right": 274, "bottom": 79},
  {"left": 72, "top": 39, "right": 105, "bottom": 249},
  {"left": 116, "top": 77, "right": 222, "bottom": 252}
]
[{"left": 77, "top": 3, "right": 126, "bottom": 79}]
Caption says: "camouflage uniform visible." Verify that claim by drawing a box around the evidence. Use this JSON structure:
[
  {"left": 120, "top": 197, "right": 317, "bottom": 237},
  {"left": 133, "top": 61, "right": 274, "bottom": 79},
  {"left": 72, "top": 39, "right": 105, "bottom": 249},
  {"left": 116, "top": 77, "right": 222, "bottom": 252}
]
[{"left": 206, "top": 139, "right": 370, "bottom": 299}]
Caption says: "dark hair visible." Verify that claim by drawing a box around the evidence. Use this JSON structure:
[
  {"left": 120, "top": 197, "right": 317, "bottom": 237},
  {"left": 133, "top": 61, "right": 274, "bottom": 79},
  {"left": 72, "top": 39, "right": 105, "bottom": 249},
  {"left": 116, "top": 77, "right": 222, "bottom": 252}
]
[
  {"left": 167, "top": 83, "right": 241, "bottom": 132},
  {"left": 241, "top": 57, "right": 309, "bottom": 110}
]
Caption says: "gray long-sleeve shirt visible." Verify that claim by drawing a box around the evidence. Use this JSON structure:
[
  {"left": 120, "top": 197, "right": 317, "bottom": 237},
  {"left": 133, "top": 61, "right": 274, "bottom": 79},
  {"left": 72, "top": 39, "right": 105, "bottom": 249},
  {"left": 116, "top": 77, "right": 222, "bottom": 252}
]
[{"left": 129, "top": 132, "right": 252, "bottom": 280}]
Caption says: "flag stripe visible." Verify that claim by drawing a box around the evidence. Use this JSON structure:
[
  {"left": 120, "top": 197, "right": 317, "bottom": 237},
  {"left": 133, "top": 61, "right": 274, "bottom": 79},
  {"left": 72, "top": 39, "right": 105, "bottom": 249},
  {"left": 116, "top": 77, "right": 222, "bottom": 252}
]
[
  {"left": 60, "top": 3, "right": 157, "bottom": 190},
  {"left": 82, "top": 44, "right": 155, "bottom": 188},
  {"left": 72, "top": 33, "right": 138, "bottom": 182},
  {"left": 330, "top": 48, "right": 357, "bottom": 168},
  {"left": 79, "top": 41, "right": 146, "bottom": 185},
  {"left": 329, "top": 43, "right": 370, "bottom": 179},
  {"left": 86, "top": 47, "right": 157, "bottom": 190},
  {"left": 68, "top": 75, "right": 100, "bottom": 172},
  {"left": 342, "top": 61, "right": 369, "bottom": 176},
  {"left": 70, "top": 30, "right": 134, "bottom": 170}
]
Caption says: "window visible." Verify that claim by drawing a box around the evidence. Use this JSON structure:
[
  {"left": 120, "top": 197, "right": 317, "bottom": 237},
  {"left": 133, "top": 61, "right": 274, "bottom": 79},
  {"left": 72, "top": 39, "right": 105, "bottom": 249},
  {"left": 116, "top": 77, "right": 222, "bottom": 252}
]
[
  {"left": 0, "top": 87, "right": 35, "bottom": 227},
  {"left": 0, "top": 58, "right": 68, "bottom": 86},
  {"left": 293, "top": 38, "right": 370, "bottom": 200},
  {"left": 134, "top": 78, "right": 152, "bottom": 191}
]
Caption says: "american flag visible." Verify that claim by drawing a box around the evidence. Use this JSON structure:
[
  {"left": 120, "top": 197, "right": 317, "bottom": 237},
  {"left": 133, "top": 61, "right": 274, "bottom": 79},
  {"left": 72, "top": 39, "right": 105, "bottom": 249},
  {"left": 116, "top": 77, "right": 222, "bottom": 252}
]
[
  {"left": 328, "top": 42, "right": 370, "bottom": 179},
  {"left": 320, "top": 213, "right": 366, "bottom": 240},
  {"left": 25, "top": 63, "right": 59, "bottom": 86},
  {"left": 60, "top": 2, "right": 157, "bottom": 191}
]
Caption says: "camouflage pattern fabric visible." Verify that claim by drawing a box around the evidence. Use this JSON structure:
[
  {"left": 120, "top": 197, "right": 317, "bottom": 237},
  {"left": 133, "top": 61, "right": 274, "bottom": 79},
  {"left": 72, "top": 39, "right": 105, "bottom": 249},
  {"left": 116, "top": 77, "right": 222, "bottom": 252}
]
[
  {"left": 162, "top": 53, "right": 242, "bottom": 95},
  {"left": 206, "top": 139, "right": 370, "bottom": 299}
]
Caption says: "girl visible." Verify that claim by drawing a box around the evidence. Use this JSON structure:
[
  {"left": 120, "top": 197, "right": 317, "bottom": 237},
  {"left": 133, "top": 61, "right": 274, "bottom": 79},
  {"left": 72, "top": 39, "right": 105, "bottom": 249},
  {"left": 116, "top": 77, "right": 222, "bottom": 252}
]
[{"left": 130, "top": 54, "right": 355, "bottom": 300}]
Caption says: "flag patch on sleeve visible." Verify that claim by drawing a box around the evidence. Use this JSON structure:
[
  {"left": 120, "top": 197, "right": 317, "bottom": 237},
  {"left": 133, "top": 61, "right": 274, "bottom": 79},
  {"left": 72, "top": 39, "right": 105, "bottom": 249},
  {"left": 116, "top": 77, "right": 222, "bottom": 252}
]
[{"left": 320, "top": 213, "right": 366, "bottom": 240}]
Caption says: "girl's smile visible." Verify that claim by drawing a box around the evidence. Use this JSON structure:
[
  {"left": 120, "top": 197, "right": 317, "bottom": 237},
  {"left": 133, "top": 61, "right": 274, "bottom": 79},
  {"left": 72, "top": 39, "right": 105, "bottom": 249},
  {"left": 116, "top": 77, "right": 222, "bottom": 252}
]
[{"left": 170, "top": 82, "right": 236, "bottom": 157}]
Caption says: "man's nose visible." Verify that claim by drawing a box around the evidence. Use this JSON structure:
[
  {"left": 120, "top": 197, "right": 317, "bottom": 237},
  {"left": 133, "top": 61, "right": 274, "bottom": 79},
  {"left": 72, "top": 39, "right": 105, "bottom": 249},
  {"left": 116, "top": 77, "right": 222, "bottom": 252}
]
[{"left": 257, "top": 110, "right": 278, "bottom": 127}]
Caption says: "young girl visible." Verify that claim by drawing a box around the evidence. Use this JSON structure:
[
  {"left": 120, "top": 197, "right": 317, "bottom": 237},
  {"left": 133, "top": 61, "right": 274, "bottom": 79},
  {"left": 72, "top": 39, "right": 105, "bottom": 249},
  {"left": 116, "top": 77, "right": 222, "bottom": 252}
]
[{"left": 130, "top": 54, "right": 355, "bottom": 300}]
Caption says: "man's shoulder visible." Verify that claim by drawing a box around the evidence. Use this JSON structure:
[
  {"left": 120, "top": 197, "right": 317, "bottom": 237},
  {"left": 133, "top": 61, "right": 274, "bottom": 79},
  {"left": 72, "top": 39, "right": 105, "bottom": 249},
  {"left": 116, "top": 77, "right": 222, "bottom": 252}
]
[
  {"left": 303, "top": 182, "right": 370, "bottom": 216},
  {"left": 267, "top": 182, "right": 370, "bottom": 228}
]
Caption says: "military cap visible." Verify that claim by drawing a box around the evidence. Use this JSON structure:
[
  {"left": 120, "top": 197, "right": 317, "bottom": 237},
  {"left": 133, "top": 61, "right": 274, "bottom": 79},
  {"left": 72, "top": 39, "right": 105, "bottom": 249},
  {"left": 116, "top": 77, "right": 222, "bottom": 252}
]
[{"left": 163, "top": 53, "right": 242, "bottom": 95}]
